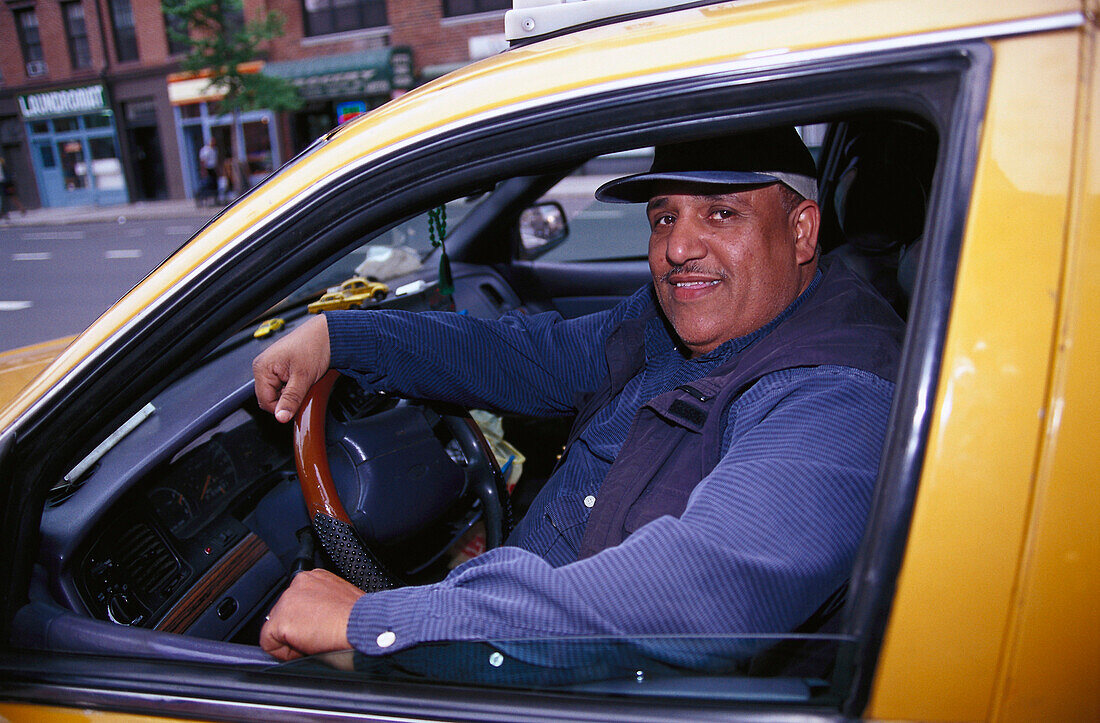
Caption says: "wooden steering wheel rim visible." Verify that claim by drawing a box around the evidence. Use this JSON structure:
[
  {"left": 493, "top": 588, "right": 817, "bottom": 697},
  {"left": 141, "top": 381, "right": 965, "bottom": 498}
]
[{"left": 292, "top": 369, "right": 352, "bottom": 524}]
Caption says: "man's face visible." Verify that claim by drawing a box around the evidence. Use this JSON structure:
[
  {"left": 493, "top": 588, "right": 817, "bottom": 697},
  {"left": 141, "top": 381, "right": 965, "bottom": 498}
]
[{"left": 647, "top": 183, "right": 819, "bottom": 357}]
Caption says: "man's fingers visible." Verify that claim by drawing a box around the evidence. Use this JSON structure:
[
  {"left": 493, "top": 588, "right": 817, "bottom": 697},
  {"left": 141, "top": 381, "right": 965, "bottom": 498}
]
[
  {"left": 253, "top": 366, "right": 286, "bottom": 414},
  {"left": 252, "top": 315, "right": 331, "bottom": 422},
  {"left": 273, "top": 369, "right": 316, "bottom": 423},
  {"left": 259, "top": 618, "right": 303, "bottom": 661}
]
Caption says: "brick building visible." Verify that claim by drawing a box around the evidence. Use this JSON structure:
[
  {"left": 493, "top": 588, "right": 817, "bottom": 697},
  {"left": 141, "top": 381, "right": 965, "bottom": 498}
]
[{"left": 0, "top": 0, "right": 509, "bottom": 210}]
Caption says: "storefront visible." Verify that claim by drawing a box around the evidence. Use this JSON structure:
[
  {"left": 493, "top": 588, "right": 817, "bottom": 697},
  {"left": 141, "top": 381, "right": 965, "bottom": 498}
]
[
  {"left": 167, "top": 65, "right": 281, "bottom": 201},
  {"left": 266, "top": 47, "right": 414, "bottom": 154},
  {"left": 18, "top": 84, "right": 129, "bottom": 208}
]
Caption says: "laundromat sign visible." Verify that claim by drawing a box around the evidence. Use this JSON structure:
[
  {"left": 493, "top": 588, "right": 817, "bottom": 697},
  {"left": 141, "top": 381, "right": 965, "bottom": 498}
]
[{"left": 18, "top": 84, "right": 108, "bottom": 119}]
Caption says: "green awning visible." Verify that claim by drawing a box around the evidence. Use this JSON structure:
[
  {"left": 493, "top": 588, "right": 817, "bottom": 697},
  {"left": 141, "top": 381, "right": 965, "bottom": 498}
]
[
  {"left": 419, "top": 61, "right": 469, "bottom": 84},
  {"left": 265, "top": 47, "right": 413, "bottom": 101}
]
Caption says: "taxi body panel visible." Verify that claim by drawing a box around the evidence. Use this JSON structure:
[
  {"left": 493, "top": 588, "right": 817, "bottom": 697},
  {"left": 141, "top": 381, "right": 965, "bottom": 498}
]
[
  {"left": 0, "top": 2, "right": 1096, "bottom": 722},
  {"left": 866, "top": 28, "right": 1091, "bottom": 721},
  {"left": 0, "top": 337, "right": 76, "bottom": 411}
]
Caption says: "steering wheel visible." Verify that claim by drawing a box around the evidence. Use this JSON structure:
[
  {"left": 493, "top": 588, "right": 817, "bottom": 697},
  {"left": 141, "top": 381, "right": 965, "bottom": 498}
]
[{"left": 292, "top": 370, "right": 512, "bottom": 592}]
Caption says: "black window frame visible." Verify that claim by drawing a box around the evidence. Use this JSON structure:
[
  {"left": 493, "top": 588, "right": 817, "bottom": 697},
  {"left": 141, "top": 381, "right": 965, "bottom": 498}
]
[
  {"left": 0, "top": 40, "right": 988, "bottom": 722},
  {"left": 62, "top": 0, "right": 93, "bottom": 70},
  {"left": 441, "top": 0, "right": 510, "bottom": 18},
  {"left": 108, "top": 0, "right": 140, "bottom": 63},
  {"left": 300, "top": 0, "right": 388, "bottom": 37},
  {"left": 14, "top": 8, "right": 45, "bottom": 68}
]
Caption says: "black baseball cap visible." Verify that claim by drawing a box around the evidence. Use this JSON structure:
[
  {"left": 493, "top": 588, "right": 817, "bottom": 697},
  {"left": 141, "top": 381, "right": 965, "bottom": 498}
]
[{"left": 594, "top": 127, "right": 818, "bottom": 204}]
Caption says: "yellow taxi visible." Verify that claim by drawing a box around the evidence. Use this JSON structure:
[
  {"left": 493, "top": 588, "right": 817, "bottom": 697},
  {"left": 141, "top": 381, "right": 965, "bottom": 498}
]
[
  {"left": 305, "top": 278, "right": 390, "bottom": 313},
  {"left": 0, "top": 1, "right": 1096, "bottom": 721},
  {"left": 251, "top": 318, "right": 286, "bottom": 339}
]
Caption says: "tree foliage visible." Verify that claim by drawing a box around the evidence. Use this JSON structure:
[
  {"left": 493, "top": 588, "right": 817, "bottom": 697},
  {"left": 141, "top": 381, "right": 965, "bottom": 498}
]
[{"left": 161, "top": 0, "right": 301, "bottom": 116}]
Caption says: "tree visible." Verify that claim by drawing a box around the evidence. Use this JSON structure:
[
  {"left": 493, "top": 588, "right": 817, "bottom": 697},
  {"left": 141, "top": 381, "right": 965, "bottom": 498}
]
[{"left": 162, "top": 0, "right": 301, "bottom": 193}]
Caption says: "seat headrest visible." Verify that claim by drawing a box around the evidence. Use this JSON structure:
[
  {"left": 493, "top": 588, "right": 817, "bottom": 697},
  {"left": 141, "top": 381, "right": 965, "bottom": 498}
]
[{"left": 833, "top": 124, "right": 936, "bottom": 255}]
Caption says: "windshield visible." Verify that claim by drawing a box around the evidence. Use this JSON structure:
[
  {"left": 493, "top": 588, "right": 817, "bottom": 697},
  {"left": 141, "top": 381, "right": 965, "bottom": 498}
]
[{"left": 272, "top": 194, "right": 484, "bottom": 313}]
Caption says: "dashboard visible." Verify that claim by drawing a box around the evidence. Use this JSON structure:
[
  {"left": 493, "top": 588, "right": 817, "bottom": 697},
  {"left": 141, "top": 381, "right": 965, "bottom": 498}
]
[{"left": 75, "top": 408, "right": 291, "bottom": 631}]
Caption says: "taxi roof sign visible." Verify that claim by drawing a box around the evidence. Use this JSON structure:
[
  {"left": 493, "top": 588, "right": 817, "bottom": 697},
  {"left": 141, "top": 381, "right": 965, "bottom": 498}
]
[{"left": 505, "top": 0, "right": 712, "bottom": 42}]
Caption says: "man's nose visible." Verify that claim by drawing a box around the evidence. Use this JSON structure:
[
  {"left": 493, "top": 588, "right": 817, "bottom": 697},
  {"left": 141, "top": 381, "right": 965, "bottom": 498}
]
[{"left": 664, "top": 217, "right": 708, "bottom": 266}]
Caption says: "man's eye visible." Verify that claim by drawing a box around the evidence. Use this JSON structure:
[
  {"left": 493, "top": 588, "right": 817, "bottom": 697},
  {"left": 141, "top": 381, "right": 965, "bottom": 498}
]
[
  {"left": 710, "top": 208, "right": 737, "bottom": 220},
  {"left": 651, "top": 214, "right": 674, "bottom": 228}
]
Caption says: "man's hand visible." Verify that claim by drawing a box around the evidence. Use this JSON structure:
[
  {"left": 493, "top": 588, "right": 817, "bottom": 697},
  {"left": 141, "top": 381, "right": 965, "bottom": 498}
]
[
  {"left": 253, "top": 314, "right": 331, "bottom": 423},
  {"left": 260, "top": 569, "right": 365, "bottom": 661}
]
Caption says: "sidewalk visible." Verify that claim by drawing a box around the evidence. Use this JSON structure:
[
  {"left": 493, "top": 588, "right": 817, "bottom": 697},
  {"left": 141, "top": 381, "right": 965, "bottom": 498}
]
[{"left": 0, "top": 198, "right": 220, "bottom": 227}]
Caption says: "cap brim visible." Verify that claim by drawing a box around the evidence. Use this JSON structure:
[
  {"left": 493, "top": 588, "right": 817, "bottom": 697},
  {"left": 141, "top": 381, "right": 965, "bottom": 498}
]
[{"left": 595, "top": 171, "right": 817, "bottom": 204}]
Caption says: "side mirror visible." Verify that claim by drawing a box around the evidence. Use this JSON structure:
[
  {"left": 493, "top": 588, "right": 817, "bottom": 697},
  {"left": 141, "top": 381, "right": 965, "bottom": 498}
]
[{"left": 518, "top": 201, "right": 568, "bottom": 259}]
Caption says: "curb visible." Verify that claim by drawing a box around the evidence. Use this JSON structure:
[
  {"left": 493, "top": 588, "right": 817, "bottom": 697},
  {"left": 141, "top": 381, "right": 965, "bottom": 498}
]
[{"left": 0, "top": 200, "right": 221, "bottom": 227}]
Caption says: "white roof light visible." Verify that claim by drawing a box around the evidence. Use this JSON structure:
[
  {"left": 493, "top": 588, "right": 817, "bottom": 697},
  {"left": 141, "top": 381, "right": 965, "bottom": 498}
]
[{"left": 505, "top": 0, "right": 704, "bottom": 42}]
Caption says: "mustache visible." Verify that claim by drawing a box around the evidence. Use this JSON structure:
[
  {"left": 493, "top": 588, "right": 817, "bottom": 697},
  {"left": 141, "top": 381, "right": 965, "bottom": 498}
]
[{"left": 658, "top": 262, "right": 729, "bottom": 284}]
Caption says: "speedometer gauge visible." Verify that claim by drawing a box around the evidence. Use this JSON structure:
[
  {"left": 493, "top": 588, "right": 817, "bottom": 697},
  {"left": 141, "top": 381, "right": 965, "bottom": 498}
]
[
  {"left": 148, "top": 487, "right": 196, "bottom": 535},
  {"left": 152, "top": 440, "right": 238, "bottom": 538}
]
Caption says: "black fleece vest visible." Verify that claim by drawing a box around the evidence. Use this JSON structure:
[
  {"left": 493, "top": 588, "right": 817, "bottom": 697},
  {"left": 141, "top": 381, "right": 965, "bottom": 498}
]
[{"left": 573, "top": 260, "right": 904, "bottom": 559}]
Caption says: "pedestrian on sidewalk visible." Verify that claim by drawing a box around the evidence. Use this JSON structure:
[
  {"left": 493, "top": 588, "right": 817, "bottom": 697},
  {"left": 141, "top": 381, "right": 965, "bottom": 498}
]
[{"left": 198, "top": 137, "right": 219, "bottom": 206}]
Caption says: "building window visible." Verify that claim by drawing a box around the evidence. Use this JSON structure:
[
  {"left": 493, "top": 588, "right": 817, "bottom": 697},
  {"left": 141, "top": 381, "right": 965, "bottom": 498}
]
[
  {"left": 220, "top": 1, "right": 245, "bottom": 34},
  {"left": 301, "top": 0, "right": 387, "bottom": 37},
  {"left": 63, "top": 2, "right": 93, "bottom": 70},
  {"left": 15, "top": 9, "right": 47, "bottom": 77},
  {"left": 108, "top": 0, "right": 140, "bottom": 62},
  {"left": 442, "top": 0, "right": 509, "bottom": 17},
  {"left": 164, "top": 13, "right": 190, "bottom": 55}
]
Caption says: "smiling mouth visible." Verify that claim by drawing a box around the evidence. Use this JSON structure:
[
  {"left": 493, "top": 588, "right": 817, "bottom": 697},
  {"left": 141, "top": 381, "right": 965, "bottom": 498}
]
[{"left": 672, "top": 279, "right": 721, "bottom": 288}]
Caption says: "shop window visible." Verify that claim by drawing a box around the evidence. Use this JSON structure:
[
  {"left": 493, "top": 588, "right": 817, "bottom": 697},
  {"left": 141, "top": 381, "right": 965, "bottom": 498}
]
[
  {"left": 54, "top": 117, "right": 80, "bottom": 134},
  {"left": 58, "top": 140, "right": 88, "bottom": 190},
  {"left": 30, "top": 121, "right": 51, "bottom": 135},
  {"left": 179, "top": 104, "right": 202, "bottom": 119},
  {"left": 301, "top": 0, "right": 386, "bottom": 36},
  {"left": 37, "top": 143, "right": 56, "bottom": 169},
  {"left": 89, "top": 137, "right": 126, "bottom": 191},
  {"left": 83, "top": 113, "right": 112, "bottom": 129},
  {"left": 242, "top": 119, "right": 274, "bottom": 186},
  {"left": 63, "top": 2, "right": 93, "bottom": 70},
  {"left": 15, "top": 9, "right": 47, "bottom": 77},
  {"left": 442, "top": 0, "right": 510, "bottom": 17},
  {"left": 108, "top": 0, "right": 140, "bottom": 62}
]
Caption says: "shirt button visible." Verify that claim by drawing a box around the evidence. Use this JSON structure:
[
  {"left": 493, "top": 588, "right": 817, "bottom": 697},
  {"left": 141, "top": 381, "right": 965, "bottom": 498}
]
[
  {"left": 583, "top": 495, "right": 596, "bottom": 508},
  {"left": 376, "top": 631, "right": 396, "bottom": 648}
]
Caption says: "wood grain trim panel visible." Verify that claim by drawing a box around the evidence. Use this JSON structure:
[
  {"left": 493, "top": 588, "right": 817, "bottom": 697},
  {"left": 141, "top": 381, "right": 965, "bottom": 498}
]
[{"left": 155, "top": 533, "right": 269, "bottom": 634}]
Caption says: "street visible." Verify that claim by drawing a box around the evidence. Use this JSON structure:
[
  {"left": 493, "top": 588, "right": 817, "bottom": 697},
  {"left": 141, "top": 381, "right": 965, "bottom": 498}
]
[{"left": 0, "top": 214, "right": 209, "bottom": 351}]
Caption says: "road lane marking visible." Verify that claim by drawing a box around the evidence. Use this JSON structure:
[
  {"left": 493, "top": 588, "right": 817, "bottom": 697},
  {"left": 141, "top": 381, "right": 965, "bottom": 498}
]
[
  {"left": 0, "top": 301, "right": 33, "bottom": 311},
  {"left": 19, "top": 231, "right": 84, "bottom": 240},
  {"left": 105, "top": 249, "right": 142, "bottom": 259},
  {"left": 12, "top": 252, "right": 52, "bottom": 261}
]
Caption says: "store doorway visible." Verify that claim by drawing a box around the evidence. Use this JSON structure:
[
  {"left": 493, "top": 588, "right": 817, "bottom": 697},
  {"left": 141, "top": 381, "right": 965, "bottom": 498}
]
[{"left": 124, "top": 100, "right": 168, "bottom": 200}]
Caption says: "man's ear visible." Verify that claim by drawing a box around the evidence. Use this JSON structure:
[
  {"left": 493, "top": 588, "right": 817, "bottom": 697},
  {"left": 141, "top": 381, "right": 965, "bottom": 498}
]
[{"left": 792, "top": 200, "right": 820, "bottom": 265}]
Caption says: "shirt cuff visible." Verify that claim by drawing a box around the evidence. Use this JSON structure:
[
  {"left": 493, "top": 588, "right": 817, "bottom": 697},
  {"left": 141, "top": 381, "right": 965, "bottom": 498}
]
[
  {"left": 347, "top": 585, "right": 437, "bottom": 656},
  {"left": 324, "top": 310, "right": 381, "bottom": 373}
]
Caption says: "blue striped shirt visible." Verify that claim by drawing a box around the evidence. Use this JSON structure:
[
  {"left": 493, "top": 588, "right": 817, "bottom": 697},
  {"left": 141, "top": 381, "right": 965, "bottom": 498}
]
[{"left": 326, "top": 279, "right": 894, "bottom": 669}]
